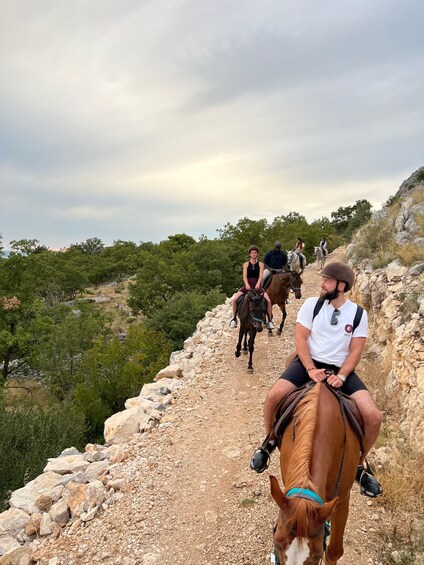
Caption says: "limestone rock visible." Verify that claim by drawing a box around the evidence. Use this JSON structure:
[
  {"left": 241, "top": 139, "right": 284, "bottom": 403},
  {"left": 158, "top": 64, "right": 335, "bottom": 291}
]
[
  {"left": 62, "top": 481, "right": 105, "bottom": 519},
  {"left": 154, "top": 364, "right": 183, "bottom": 380},
  {"left": 104, "top": 407, "right": 152, "bottom": 445},
  {"left": 9, "top": 473, "right": 65, "bottom": 515},
  {"left": 0, "top": 509, "right": 30, "bottom": 539},
  {"left": 43, "top": 455, "right": 90, "bottom": 475}
]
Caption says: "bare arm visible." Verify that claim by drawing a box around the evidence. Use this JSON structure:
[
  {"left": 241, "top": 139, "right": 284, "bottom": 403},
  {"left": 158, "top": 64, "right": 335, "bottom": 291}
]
[
  {"left": 257, "top": 262, "right": 265, "bottom": 289},
  {"left": 242, "top": 262, "right": 250, "bottom": 288}
]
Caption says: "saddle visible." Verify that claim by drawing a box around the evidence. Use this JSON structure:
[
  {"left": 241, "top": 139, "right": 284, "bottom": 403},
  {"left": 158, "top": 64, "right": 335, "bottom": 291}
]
[{"left": 273, "top": 382, "right": 364, "bottom": 452}]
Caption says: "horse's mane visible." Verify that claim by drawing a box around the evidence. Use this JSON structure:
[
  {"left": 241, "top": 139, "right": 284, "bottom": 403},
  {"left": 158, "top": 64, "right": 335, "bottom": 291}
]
[
  {"left": 284, "top": 384, "right": 322, "bottom": 538},
  {"left": 285, "top": 384, "right": 320, "bottom": 493}
]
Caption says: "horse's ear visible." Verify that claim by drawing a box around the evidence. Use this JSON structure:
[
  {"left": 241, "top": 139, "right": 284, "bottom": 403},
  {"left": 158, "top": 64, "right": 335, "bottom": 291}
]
[
  {"left": 270, "top": 476, "right": 289, "bottom": 511},
  {"left": 317, "top": 497, "right": 339, "bottom": 523}
]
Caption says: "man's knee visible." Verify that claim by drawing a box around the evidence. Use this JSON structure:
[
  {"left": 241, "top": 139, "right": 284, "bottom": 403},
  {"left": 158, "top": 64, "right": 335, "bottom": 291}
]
[
  {"left": 352, "top": 392, "right": 382, "bottom": 430},
  {"left": 266, "top": 379, "right": 296, "bottom": 406}
]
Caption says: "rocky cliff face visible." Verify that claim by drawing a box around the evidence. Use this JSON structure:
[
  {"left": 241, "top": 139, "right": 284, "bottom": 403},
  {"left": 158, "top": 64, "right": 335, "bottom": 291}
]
[
  {"left": 351, "top": 264, "right": 423, "bottom": 450},
  {"left": 348, "top": 167, "right": 424, "bottom": 451}
]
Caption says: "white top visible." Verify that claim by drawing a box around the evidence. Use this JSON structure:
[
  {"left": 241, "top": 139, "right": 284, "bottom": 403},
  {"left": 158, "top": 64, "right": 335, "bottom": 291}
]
[{"left": 296, "top": 297, "right": 368, "bottom": 367}]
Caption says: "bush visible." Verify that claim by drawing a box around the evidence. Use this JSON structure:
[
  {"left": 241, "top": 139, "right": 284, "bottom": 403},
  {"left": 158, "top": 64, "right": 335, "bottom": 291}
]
[
  {"left": 146, "top": 288, "right": 226, "bottom": 349},
  {"left": 350, "top": 219, "right": 397, "bottom": 268},
  {"left": 0, "top": 396, "right": 85, "bottom": 510},
  {"left": 73, "top": 323, "right": 172, "bottom": 442}
]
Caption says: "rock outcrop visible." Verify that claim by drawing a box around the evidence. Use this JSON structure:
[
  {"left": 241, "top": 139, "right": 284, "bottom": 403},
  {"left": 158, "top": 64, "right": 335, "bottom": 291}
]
[{"left": 348, "top": 169, "right": 424, "bottom": 451}]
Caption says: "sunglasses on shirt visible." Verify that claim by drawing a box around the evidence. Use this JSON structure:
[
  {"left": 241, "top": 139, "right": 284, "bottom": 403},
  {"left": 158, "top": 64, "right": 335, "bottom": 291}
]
[{"left": 331, "top": 309, "right": 341, "bottom": 325}]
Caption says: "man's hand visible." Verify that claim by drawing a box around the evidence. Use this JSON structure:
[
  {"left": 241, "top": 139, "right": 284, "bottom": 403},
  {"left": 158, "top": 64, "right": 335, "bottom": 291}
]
[
  {"left": 307, "top": 368, "right": 327, "bottom": 383},
  {"left": 325, "top": 371, "right": 344, "bottom": 388}
]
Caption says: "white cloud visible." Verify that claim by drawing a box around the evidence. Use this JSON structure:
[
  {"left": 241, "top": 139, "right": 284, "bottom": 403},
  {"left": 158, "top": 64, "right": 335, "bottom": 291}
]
[{"left": 1, "top": 0, "right": 424, "bottom": 248}]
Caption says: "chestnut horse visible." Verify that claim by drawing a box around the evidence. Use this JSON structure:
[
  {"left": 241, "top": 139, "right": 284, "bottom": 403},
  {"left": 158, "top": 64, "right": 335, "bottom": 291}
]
[
  {"left": 270, "top": 383, "right": 360, "bottom": 564},
  {"left": 265, "top": 271, "right": 303, "bottom": 335}
]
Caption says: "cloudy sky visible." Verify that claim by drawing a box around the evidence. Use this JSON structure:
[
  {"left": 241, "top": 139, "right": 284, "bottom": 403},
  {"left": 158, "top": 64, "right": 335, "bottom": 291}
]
[{"left": 1, "top": 0, "right": 423, "bottom": 249}]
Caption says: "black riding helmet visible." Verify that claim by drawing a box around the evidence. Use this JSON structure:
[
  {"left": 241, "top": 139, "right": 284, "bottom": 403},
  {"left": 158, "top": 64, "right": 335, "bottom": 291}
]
[
  {"left": 321, "top": 262, "right": 355, "bottom": 292},
  {"left": 248, "top": 245, "right": 259, "bottom": 254}
]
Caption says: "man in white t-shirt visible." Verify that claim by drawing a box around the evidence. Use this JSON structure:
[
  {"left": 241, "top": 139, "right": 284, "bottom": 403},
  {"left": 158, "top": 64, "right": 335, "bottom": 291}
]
[{"left": 250, "top": 262, "right": 383, "bottom": 497}]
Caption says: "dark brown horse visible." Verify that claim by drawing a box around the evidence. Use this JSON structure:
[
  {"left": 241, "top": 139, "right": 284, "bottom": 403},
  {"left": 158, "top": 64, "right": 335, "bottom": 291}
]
[
  {"left": 234, "top": 290, "right": 267, "bottom": 374},
  {"left": 266, "top": 271, "right": 303, "bottom": 335},
  {"left": 270, "top": 383, "right": 360, "bottom": 564}
]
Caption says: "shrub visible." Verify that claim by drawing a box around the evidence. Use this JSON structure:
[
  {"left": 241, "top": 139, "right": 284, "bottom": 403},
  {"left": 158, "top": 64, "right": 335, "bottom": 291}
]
[
  {"left": 350, "top": 219, "right": 397, "bottom": 268},
  {"left": 73, "top": 323, "right": 172, "bottom": 442},
  {"left": 0, "top": 396, "right": 85, "bottom": 510}
]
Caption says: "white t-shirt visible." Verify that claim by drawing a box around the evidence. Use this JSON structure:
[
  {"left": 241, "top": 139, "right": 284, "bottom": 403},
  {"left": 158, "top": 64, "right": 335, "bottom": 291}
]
[{"left": 296, "top": 297, "right": 368, "bottom": 367}]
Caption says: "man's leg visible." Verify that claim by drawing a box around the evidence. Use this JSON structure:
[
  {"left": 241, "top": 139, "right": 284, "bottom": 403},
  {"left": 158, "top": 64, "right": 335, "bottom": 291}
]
[
  {"left": 250, "top": 379, "right": 297, "bottom": 473},
  {"left": 350, "top": 389, "right": 383, "bottom": 496}
]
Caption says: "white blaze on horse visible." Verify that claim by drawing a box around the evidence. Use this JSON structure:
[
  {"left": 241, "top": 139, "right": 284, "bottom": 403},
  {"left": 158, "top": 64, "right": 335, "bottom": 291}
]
[{"left": 314, "top": 246, "right": 326, "bottom": 270}]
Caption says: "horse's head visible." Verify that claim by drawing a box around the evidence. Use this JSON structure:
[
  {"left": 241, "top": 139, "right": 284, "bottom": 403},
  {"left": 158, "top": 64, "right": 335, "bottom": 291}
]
[
  {"left": 290, "top": 271, "right": 303, "bottom": 299},
  {"left": 270, "top": 476, "right": 338, "bottom": 564},
  {"left": 247, "top": 290, "right": 267, "bottom": 331}
]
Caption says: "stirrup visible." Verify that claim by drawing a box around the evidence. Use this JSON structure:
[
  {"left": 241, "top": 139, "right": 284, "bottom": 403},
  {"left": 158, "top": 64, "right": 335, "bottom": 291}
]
[{"left": 356, "top": 464, "right": 383, "bottom": 498}]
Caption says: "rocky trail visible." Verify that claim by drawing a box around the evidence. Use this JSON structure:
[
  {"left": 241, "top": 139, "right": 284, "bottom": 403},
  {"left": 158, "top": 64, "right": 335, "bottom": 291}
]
[{"left": 35, "top": 254, "right": 385, "bottom": 565}]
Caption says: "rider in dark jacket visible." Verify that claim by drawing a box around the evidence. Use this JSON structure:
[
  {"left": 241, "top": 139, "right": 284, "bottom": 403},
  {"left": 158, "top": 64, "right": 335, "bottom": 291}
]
[{"left": 263, "top": 242, "right": 288, "bottom": 287}]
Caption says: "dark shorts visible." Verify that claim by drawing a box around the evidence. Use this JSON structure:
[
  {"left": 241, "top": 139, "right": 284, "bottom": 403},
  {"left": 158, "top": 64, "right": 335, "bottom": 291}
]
[
  {"left": 280, "top": 355, "right": 368, "bottom": 396},
  {"left": 239, "top": 278, "right": 265, "bottom": 294}
]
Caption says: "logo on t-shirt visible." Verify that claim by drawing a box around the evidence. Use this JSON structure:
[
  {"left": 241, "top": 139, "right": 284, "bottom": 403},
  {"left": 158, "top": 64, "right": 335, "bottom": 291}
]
[{"left": 345, "top": 324, "right": 353, "bottom": 334}]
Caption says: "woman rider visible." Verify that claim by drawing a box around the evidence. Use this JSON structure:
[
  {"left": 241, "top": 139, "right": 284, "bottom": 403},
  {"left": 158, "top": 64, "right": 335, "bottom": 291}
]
[{"left": 230, "top": 246, "right": 274, "bottom": 330}]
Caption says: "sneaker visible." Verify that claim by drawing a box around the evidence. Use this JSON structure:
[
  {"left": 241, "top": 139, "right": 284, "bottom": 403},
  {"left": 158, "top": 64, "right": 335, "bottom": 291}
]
[
  {"left": 250, "top": 440, "right": 276, "bottom": 473},
  {"left": 286, "top": 298, "right": 291, "bottom": 304},
  {"left": 230, "top": 318, "right": 237, "bottom": 328},
  {"left": 267, "top": 320, "right": 274, "bottom": 330},
  {"left": 250, "top": 448, "right": 270, "bottom": 473},
  {"left": 356, "top": 464, "right": 383, "bottom": 497}
]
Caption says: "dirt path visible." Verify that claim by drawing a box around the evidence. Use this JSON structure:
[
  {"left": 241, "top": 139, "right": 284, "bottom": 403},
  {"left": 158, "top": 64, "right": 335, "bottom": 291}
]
[{"left": 36, "top": 254, "right": 383, "bottom": 564}]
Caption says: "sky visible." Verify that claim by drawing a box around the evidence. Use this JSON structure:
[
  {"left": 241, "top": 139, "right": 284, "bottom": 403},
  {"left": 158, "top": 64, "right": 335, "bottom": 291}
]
[{"left": 1, "top": 0, "right": 424, "bottom": 249}]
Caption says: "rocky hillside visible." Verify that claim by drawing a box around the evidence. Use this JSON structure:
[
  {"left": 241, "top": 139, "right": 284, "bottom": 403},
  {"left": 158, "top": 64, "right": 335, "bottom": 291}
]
[{"left": 348, "top": 167, "right": 424, "bottom": 451}]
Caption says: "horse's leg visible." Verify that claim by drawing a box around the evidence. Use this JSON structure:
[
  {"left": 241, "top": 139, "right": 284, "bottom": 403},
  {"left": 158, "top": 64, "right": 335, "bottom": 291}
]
[
  {"left": 323, "top": 497, "right": 350, "bottom": 565},
  {"left": 243, "top": 332, "right": 248, "bottom": 355},
  {"left": 247, "top": 330, "right": 255, "bottom": 374},
  {"left": 277, "top": 304, "right": 287, "bottom": 336},
  {"left": 235, "top": 327, "right": 243, "bottom": 358}
]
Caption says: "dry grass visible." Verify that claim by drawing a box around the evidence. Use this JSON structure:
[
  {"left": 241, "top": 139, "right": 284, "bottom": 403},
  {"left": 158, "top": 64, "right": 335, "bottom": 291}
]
[
  {"left": 5, "top": 379, "right": 57, "bottom": 408},
  {"left": 359, "top": 357, "right": 424, "bottom": 562}
]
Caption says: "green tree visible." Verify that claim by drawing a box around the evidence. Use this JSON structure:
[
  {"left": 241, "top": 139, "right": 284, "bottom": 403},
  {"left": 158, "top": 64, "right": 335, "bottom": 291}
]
[
  {"left": 71, "top": 237, "right": 105, "bottom": 255},
  {"left": 146, "top": 288, "right": 226, "bottom": 349},
  {"left": 0, "top": 297, "right": 52, "bottom": 384},
  {"left": 331, "top": 199, "right": 372, "bottom": 240},
  {"left": 34, "top": 302, "right": 109, "bottom": 400},
  {"left": 73, "top": 323, "right": 171, "bottom": 440}
]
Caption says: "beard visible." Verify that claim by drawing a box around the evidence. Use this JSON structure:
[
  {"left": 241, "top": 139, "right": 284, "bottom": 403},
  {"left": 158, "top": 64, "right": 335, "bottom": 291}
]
[{"left": 320, "top": 288, "right": 339, "bottom": 302}]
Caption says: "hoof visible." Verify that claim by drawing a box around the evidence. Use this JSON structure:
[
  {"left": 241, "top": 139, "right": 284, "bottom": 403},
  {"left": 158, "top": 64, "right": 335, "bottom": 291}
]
[
  {"left": 277, "top": 329, "right": 282, "bottom": 336},
  {"left": 268, "top": 330, "right": 273, "bottom": 337},
  {"left": 247, "top": 368, "right": 254, "bottom": 374},
  {"left": 243, "top": 350, "right": 248, "bottom": 356},
  {"left": 235, "top": 351, "right": 241, "bottom": 358}
]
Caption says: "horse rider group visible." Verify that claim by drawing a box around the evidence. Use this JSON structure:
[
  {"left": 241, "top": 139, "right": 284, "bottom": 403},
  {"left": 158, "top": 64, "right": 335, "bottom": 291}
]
[{"left": 231, "top": 244, "right": 383, "bottom": 499}]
